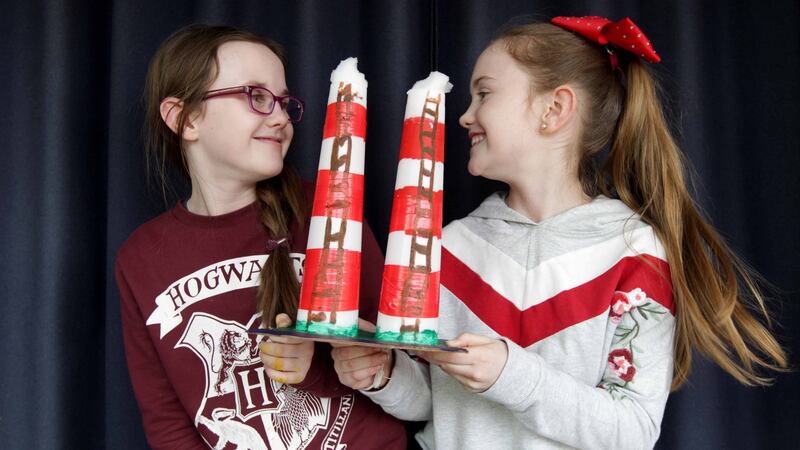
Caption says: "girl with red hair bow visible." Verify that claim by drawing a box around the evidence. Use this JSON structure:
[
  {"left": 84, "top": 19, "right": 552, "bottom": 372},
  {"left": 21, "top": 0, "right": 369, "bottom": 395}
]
[{"left": 332, "top": 16, "right": 787, "bottom": 449}]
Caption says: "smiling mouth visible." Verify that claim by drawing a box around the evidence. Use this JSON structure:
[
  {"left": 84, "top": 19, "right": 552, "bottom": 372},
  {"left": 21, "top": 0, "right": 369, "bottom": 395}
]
[
  {"left": 255, "top": 137, "right": 282, "bottom": 144},
  {"left": 470, "top": 134, "right": 485, "bottom": 146}
]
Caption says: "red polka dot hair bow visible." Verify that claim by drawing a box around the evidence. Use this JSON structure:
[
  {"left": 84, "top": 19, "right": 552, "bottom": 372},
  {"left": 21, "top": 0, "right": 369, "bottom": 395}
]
[{"left": 551, "top": 16, "right": 661, "bottom": 68}]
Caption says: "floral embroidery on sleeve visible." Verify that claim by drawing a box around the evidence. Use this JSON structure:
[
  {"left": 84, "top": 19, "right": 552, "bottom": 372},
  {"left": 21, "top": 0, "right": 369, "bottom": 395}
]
[
  {"left": 601, "top": 288, "right": 667, "bottom": 395},
  {"left": 608, "top": 349, "right": 636, "bottom": 382},
  {"left": 610, "top": 289, "right": 646, "bottom": 323}
]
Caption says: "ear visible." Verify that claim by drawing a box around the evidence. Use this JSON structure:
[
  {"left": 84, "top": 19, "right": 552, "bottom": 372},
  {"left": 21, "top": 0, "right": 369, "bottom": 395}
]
[
  {"left": 539, "top": 85, "right": 578, "bottom": 134},
  {"left": 159, "top": 97, "right": 200, "bottom": 141}
]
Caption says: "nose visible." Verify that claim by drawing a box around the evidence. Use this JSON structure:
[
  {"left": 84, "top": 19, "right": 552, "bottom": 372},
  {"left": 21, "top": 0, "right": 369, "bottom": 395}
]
[
  {"left": 459, "top": 102, "right": 475, "bottom": 129},
  {"left": 266, "top": 104, "right": 291, "bottom": 128}
]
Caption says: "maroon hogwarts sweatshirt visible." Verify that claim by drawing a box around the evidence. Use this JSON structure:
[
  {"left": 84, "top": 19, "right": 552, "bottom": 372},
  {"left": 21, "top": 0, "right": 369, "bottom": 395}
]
[{"left": 115, "top": 199, "right": 405, "bottom": 450}]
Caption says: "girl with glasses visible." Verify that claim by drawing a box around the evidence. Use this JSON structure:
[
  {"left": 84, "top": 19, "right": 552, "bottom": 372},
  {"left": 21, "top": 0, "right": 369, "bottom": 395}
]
[
  {"left": 115, "top": 24, "right": 405, "bottom": 449},
  {"left": 332, "top": 17, "right": 788, "bottom": 449}
]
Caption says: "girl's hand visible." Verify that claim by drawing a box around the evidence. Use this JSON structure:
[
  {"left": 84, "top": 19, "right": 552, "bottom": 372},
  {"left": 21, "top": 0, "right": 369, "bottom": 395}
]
[
  {"left": 330, "top": 319, "right": 393, "bottom": 390},
  {"left": 259, "top": 313, "right": 314, "bottom": 384},
  {"left": 417, "top": 333, "right": 507, "bottom": 393}
]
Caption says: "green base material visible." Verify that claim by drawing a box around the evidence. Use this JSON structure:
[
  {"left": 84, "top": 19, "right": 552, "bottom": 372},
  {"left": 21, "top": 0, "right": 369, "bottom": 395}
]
[
  {"left": 249, "top": 327, "right": 466, "bottom": 352},
  {"left": 374, "top": 328, "right": 439, "bottom": 346},
  {"left": 296, "top": 320, "right": 358, "bottom": 337}
]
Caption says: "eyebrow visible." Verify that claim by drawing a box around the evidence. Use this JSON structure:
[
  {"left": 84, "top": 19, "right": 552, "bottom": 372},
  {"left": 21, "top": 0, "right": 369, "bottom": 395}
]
[
  {"left": 246, "top": 81, "right": 289, "bottom": 95},
  {"left": 471, "top": 75, "right": 494, "bottom": 90}
]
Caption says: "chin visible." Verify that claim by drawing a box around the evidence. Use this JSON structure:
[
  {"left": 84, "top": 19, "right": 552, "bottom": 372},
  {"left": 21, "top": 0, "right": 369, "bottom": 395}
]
[
  {"left": 260, "top": 152, "right": 286, "bottom": 172},
  {"left": 254, "top": 163, "right": 284, "bottom": 182},
  {"left": 467, "top": 159, "right": 483, "bottom": 177}
]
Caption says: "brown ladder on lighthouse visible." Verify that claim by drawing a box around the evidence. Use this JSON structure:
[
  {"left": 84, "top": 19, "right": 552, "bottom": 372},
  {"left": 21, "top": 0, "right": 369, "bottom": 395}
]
[{"left": 398, "top": 93, "right": 441, "bottom": 333}]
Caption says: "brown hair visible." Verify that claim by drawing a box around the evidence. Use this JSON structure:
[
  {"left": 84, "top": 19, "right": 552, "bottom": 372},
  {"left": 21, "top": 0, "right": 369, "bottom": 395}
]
[
  {"left": 144, "top": 24, "right": 306, "bottom": 327},
  {"left": 496, "top": 22, "right": 787, "bottom": 389}
]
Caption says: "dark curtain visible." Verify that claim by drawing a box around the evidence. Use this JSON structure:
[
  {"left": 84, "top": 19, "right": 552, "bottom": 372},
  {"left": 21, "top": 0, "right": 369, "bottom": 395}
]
[{"left": 1, "top": 1, "right": 798, "bottom": 448}]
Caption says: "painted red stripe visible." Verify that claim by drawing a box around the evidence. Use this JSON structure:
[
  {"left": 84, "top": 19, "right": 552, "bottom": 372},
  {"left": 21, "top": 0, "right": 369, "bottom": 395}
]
[
  {"left": 299, "top": 248, "right": 361, "bottom": 312},
  {"left": 378, "top": 265, "right": 440, "bottom": 318},
  {"left": 440, "top": 248, "right": 673, "bottom": 347},
  {"left": 311, "top": 171, "right": 364, "bottom": 221},
  {"left": 387, "top": 187, "right": 443, "bottom": 236},
  {"left": 398, "top": 117, "right": 445, "bottom": 163},
  {"left": 322, "top": 102, "right": 367, "bottom": 140}
]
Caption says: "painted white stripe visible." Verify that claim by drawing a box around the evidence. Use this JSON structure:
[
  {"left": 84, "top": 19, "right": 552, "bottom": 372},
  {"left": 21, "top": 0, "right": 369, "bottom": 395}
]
[
  {"left": 384, "top": 231, "right": 441, "bottom": 271},
  {"left": 318, "top": 136, "right": 365, "bottom": 174},
  {"left": 394, "top": 159, "right": 444, "bottom": 191},
  {"left": 443, "top": 221, "right": 667, "bottom": 311},
  {"left": 327, "top": 82, "right": 368, "bottom": 107},
  {"left": 376, "top": 312, "right": 438, "bottom": 333},
  {"left": 307, "top": 217, "right": 362, "bottom": 251},
  {"left": 404, "top": 89, "right": 447, "bottom": 122},
  {"left": 297, "top": 309, "right": 358, "bottom": 328}
]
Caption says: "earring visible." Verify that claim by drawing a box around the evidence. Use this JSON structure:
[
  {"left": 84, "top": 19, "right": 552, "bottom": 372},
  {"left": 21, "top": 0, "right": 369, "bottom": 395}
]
[{"left": 540, "top": 122, "right": 548, "bottom": 130}]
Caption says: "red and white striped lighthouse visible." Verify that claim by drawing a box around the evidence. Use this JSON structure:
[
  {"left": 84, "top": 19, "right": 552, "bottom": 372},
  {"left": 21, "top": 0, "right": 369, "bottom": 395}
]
[
  {"left": 297, "top": 58, "right": 368, "bottom": 337},
  {"left": 376, "top": 72, "right": 451, "bottom": 345}
]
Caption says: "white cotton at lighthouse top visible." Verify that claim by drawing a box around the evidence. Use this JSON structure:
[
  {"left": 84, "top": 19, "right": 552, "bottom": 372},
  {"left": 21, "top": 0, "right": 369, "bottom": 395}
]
[
  {"left": 404, "top": 71, "right": 453, "bottom": 120},
  {"left": 327, "top": 57, "right": 368, "bottom": 106}
]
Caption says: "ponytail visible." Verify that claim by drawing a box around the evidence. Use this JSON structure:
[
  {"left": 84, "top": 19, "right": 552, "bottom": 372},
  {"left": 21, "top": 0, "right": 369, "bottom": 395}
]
[
  {"left": 255, "top": 167, "right": 307, "bottom": 327},
  {"left": 606, "top": 59, "right": 788, "bottom": 388}
]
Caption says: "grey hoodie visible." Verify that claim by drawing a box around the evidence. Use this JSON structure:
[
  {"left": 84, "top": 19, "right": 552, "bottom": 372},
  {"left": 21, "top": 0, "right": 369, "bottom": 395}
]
[{"left": 364, "top": 192, "right": 675, "bottom": 450}]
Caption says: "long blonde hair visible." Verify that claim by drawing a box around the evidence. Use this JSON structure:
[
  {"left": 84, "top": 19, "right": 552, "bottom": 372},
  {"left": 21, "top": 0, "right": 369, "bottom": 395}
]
[
  {"left": 144, "top": 24, "right": 306, "bottom": 327},
  {"left": 497, "top": 22, "right": 787, "bottom": 389}
]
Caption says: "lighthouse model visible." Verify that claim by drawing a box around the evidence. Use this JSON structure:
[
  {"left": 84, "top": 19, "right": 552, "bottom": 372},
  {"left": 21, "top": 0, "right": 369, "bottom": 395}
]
[
  {"left": 296, "top": 58, "right": 368, "bottom": 337},
  {"left": 375, "top": 72, "right": 452, "bottom": 345}
]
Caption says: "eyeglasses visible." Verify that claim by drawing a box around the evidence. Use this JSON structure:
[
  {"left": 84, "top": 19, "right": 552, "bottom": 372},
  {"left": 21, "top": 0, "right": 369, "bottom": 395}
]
[{"left": 202, "top": 85, "right": 304, "bottom": 123}]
